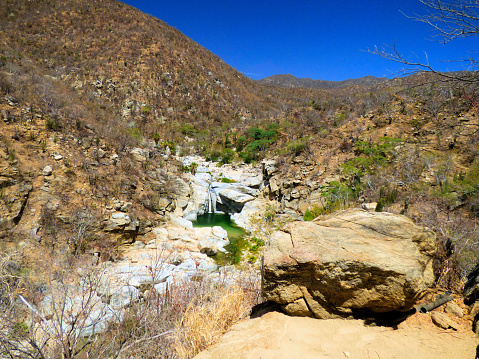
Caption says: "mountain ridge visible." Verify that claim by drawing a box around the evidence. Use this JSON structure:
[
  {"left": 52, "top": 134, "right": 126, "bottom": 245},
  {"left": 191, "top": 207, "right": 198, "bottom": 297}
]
[{"left": 257, "top": 73, "right": 388, "bottom": 89}]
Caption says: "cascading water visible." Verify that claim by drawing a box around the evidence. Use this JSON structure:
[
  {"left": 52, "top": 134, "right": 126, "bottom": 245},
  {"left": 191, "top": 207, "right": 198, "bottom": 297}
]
[
  {"left": 206, "top": 184, "right": 216, "bottom": 213},
  {"left": 207, "top": 185, "right": 212, "bottom": 213}
]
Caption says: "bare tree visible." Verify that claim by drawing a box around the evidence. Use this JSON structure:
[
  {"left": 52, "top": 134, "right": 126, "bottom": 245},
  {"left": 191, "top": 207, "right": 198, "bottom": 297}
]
[{"left": 370, "top": 0, "right": 479, "bottom": 85}]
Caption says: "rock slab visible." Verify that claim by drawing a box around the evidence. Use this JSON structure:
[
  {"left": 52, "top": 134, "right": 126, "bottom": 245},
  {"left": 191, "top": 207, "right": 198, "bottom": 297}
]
[
  {"left": 262, "top": 209, "right": 436, "bottom": 318},
  {"left": 193, "top": 311, "right": 477, "bottom": 359}
]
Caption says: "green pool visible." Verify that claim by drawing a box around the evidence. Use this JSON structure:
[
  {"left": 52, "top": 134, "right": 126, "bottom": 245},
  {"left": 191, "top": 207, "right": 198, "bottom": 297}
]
[{"left": 193, "top": 213, "right": 248, "bottom": 265}]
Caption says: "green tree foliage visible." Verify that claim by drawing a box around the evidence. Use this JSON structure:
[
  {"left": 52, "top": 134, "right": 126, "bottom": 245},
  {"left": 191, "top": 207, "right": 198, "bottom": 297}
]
[
  {"left": 220, "top": 148, "right": 235, "bottom": 164},
  {"left": 239, "top": 124, "right": 279, "bottom": 163},
  {"left": 180, "top": 124, "right": 197, "bottom": 137},
  {"left": 343, "top": 137, "right": 402, "bottom": 177}
]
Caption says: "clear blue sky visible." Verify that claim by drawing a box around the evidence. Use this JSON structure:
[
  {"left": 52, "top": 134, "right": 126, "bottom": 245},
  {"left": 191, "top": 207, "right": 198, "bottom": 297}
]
[{"left": 121, "top": 0, "right": 479, "bottom": 81}]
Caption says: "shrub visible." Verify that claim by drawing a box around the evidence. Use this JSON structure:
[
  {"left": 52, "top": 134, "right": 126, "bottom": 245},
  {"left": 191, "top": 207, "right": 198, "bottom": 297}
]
[
  {"left": 235, "top": 135, "right": 247, "bottom": 151},
  {"left": 160, "top": 141, "right": 176, "bottom": 155},
  {"left": 46, "top": 118, "right": 61, "bottom": 131},
  {"left": 343, "top": 137, "right": 402, "bottom": 177},
  {"left": 375, "top": 186, "right": 398, "bottom": 212},
  {"left": 303, "top": 205, "right": 325, "bottom": 221},
  {"left": 248, "top": 237, "right": 265, "bottom": 253},
  {"left": 128, "top": 127, "right": 142, "bottom": 141},
  {"left": 180, "top": 124, "right": 196, "bottom": 137},
  {"left": 141, "top": 105, "right": 151, "bottom": 115},
  {"left": 287, "top": 139, "right": 309, "bottom": 157},
  {"left": 320, "top": 181, "right": 358, "bottom": 213},
  {"left": 220, "top": 148, "right": 235, "bottom": 164},
  {"left": 206, "top": 149, "right": 221, "bottom": 162},
  {"left": 220, "top": 177, "right": 236, "bottom": 183}
]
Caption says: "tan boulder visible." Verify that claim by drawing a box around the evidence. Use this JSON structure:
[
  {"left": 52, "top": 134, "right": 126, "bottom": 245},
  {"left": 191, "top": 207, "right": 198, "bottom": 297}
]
[{"left": 262, "top": 209, "right": 436, "bottom": 318}]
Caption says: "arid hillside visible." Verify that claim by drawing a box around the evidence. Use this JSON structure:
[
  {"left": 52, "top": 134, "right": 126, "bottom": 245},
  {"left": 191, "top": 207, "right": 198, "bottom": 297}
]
[
  {"left": 1, "top": 0, "right": 291, "bottom": 143},
  {"left": 258, "top": 73, "right": 387, "bottom": 89}
]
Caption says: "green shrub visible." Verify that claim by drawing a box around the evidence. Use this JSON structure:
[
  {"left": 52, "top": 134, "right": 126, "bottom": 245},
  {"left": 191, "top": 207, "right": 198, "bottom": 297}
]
[
  {"left": 248, "top": 237, "right": 265, "bottom": 253},
  {"left": 141, "top": 105, "right": 151, "bottom": 116},
  {"left": 153, "top": 132, "right": 161, "bottom": 145},
  {"left": 206, "top": 149, "right": 221, "bottom": 162},
  {"left": 375, "top": 186, "right": 398, "bottom": 212},
  {"left": 236, "top": 135, "right": 247, "bottom": 151},
  {"left": 128, "top": 127, "right": 142, "bottom": 141},
  {"left": 287, "top": 139, "right": 309, "bottom": 157},
  {"left": 46, "top": 118, "right": 61, "bottom": 131},
  {"left": 180, "top": 124, "right": 196, "bottom": 137},
  {"left": 343, "top": 137, "right": 402, "bottom": 177},
  {"left": 160, "top": 141, "right": 176, "bottom": 155},
  {"left": 220, "top": 148, "right": 235, "bottom": 164},
  {"left": 236, "top": 124, "right": 279, "bottom": 163},
  {"left": 319, "top": 181, "right": 358, "bottom": 213},
  {"left": 238, "top": 151, "right": 255, "bottom": 164}
]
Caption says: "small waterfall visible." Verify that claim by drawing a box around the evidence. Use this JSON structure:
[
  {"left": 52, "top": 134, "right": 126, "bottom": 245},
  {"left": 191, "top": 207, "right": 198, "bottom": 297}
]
[
  {"left": 211, "top": 188, "right": 216, "bottom": 213},
  {"left": 206, "top": 185, "right": 216, "bottom": 213},
  {"left": 207, "top": 185, "right": 212, "bottom": 213}
]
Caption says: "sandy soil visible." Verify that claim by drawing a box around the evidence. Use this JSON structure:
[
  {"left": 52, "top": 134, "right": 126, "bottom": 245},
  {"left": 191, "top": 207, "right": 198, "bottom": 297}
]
[{"left": 194, "top": 311, "right": 478, "bottom": 359}]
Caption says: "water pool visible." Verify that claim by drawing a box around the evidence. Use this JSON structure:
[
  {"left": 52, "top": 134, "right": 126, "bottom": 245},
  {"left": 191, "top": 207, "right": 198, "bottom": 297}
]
[{"left": 193, "top": 213, "right": 248, "bottom": 265}]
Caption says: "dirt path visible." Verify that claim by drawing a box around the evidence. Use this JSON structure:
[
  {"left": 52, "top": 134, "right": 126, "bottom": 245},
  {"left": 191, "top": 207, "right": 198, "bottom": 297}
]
[{"left": 194, "top": 311, "right": 478, "bottom": 359}]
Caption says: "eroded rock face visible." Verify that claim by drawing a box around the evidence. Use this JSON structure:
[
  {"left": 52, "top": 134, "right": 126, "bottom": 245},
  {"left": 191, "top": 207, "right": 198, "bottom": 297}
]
[
  {"left": 463, "top": 263, "right": 479, "bottom": 304},
  {"left": 262, "top": 209, "right": 436, "bottom": 318}
]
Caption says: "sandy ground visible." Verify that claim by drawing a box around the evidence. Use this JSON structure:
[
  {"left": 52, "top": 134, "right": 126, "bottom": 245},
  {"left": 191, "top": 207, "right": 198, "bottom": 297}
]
[{"left": 194, "top": 311, "right": 478, "bottom": 359}]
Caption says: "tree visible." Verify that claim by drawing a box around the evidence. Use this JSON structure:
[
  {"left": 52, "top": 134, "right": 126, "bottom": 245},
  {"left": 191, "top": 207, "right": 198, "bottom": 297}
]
[{"left": 371, "top": 0, "right": 479, "bottom": 85}]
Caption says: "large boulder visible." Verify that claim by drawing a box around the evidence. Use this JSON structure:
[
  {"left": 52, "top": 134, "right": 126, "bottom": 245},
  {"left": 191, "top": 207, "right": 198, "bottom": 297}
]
[
  {"left": 195, "top": 226, "right": 229, "bottom": 256},
  {"left": 183, "top": 176, "right": 211, "bottom": 220},
  {"left": 104, "top": 212, "right": 138, "bottom": 232},
  {"left": 130, "top": 147, "right": 149, "bottom": 162},
  {"left": 262, "top": 209, "right": 436, "bottom": 318},
  {"left": 217, "top": 188, "right": 254, "bottom": 212}
]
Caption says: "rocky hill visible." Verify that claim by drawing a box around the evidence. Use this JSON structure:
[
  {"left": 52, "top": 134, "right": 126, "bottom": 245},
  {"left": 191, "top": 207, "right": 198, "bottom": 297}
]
[
  {"left": 0, "top": 0, "right": 282, "bottom": 144},
  {"left": 257, "top": 73, "right": 388, "bottom": 89},
  {"left": 0, "top": 0, "right": 283, "bottom": 248}
]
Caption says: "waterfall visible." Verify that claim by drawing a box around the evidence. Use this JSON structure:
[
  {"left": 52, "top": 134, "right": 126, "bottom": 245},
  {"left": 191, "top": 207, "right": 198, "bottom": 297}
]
[
  {"left": 207, "top": 185, "right": 212, "bottom": 213},
  {"left": 206, "top": 185, "right": 216, "bottom": 214}
]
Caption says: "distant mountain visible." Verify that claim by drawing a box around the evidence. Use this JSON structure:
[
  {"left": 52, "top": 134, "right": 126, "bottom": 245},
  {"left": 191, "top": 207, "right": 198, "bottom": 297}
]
[{"left": 257, "top": 74, "right": 388, "bottom": 89}]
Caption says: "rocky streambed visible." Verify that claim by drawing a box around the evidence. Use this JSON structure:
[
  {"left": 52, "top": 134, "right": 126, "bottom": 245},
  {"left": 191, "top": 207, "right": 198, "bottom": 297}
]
[{"left": 37, "top": 156, "right": 269, "bottom": 336}]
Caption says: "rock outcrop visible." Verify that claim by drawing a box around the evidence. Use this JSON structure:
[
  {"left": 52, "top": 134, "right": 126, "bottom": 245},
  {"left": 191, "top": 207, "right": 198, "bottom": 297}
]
[
  {"left": 178, "top": 156, "right": 263, "bottom": 221},
  {"left": 463, "top": 263, "right": 479, "bottom": 305},
  {"left": 262, "top": 209, "right": 436, "bottom": 318}
]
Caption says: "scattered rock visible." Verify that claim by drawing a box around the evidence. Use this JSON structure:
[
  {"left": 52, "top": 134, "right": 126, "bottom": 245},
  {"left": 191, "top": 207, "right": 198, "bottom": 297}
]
[
  {"left": 217, "top": 188, "right": 254, "bottom": 212},
  {"left": 42, "top": 166, "right": 53, "bottom": 176},
  {"left": 445, "top": 302, "right": 464, "bottom": 318},
  {"left": 361, "top": 202, "right": 378, "bottom": 211},
  {"left": 431, "top": 312, "right": 458, "bottom": 330},
  {"left": 130, "top": 147, "right": 149, "bottom": 162},
  {"left": 104, "top": 212, "right": 138, "bottom": 232},
  {"left": 195, "top": 226, "right": 229, "bottom": 256},
  {"left": 469, "top": 301, "right": 479, "bottom": 318}
]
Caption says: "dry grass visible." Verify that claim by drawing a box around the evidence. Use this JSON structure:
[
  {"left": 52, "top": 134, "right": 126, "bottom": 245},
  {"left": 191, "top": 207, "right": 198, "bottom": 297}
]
[{"left": 173, "top": 282, "right": 256, "bottom": 359}]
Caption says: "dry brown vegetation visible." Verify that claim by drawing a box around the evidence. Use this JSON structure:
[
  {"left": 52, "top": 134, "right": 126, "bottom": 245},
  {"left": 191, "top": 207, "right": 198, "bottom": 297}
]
[{"left": 0, "top": 244, "right": 260, "bottom": 358}]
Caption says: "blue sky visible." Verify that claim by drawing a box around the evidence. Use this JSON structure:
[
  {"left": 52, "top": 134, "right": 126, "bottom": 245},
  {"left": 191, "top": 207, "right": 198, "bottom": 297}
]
[{"left": 121, "top": 0, "right": 479, "bottom": 81}]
